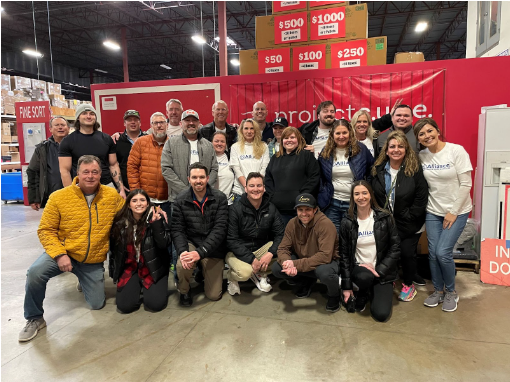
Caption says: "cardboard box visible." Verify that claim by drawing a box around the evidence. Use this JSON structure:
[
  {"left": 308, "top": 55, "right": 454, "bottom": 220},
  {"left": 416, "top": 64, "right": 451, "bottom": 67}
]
[
  {"left": 258, "top": 47, "right": 292, "bottom": 74},
  {"left": 31, "top": 79, "right": 46, "bottom": 90},
  {"left": 1, "top": 135, "right": 12, "bottom": 143},
  {"left": 10, "top": 76, "right": 32, "bottom": 90},
  {"left": 1, "top": 145, "right": 10, "bottom": 155},
  {"left": 4, "top": 104, "right": 15, "bottom": 115},
  {"left": 9, "top": 146, "right": 19, "bottom": 153},
  {"left": 367, "top": 36, "right": 387, "bottom": 66},
  {"left": 1, "top": 74, "right": 10, "bottom": 91},
  {"left": 47, "top": 82, "right": 62, "bottom": 95},
  {"left": 394, "top": 52, "right": 425, "bottom": 64},
  {"left": 272, "top": 1, "right": 307, "bottom": 14},
  {"left": 10, "top": 152, "right": 20, "bottom": 162},
  {"left": 11, "top": 136, "right": 18, "bottom": 143},
  {"left": 329, "top": 36, "right": 387, "bottom": 69},
  {"left": 256, "top": 15, "right": 291, "bottom": 49},
  {"left": 2, "top": 122, "right": 11, "bottom": 135},
  {"left": 308, "top": 1, "right": 348, "bottom": 9}
]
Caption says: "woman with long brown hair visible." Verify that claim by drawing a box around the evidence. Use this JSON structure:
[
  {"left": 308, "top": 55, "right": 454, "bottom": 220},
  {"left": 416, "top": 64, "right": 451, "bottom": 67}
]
[
  {"left": 265, "top": 127, "right": 320, "bottom": 225},
  {"left": 318, "top": 119, "right": 374, "bottom": 234}
]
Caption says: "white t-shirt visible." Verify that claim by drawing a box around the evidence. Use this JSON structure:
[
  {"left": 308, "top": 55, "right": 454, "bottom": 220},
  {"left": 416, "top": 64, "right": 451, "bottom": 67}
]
[
  {"left": 230, "top": 142, "right": 270, "bottom": 195},
  {"left": 275, "top": 142, "right": 280, "bottom": 152},
  {"left": 215, "top": 126, "right": 227, "bottom": 134},
  {"left": 356, "top": 210, "right": 377, "bottom": 268},
  {"left": 360, "top": 137, "right": 374, "bottom": 157},
  {"left": 419, "top": 142, "right": 473, "bottom": 216},
  {"left": 188, "top": 139, "right": 199, "bottom": 165},
  {"left": 216, "top": 153, "right": 234, "bottom": 198},
  {"left": 332, "top": 148, "right": 353, "bottom": 202},
  {"left": 313, "top": 127, "right": 330, "bottom": 159},
  {"left": 167, "top": 124, "right": 182, "bottom": 138}
]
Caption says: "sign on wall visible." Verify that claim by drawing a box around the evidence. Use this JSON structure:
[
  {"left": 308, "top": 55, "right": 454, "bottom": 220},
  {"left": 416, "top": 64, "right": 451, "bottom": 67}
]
[{"left": 481, "top": 238, "right": 510, "bottom": 286}]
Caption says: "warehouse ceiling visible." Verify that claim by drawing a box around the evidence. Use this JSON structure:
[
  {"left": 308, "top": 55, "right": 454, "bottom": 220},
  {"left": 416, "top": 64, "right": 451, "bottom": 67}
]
[{"left": 1, "top": 1, "right": 468, "bottom": 85}]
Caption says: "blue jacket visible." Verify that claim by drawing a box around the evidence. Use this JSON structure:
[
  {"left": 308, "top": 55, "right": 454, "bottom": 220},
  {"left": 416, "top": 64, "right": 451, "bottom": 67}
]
[{"left": 317, "top": 142, "right": 374, "bottom": 210}]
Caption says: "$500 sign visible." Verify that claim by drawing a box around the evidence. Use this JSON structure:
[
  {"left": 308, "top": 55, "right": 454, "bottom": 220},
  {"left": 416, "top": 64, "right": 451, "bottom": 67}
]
[{"left": 274, "top": 12, "right": 308, "bottom": 44}]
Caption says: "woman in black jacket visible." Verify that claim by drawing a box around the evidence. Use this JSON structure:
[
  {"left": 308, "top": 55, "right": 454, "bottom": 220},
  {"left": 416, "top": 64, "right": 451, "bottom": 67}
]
[
  {"left": 371, "top": 130, "right": 428, "bottom": 302},
  {"left": 340, "top": 180, "right": 400, "bottom": 322},
  {"left": 109, "top": 189, "right": 171, "bottom": 313},
  {"left": 265, "top": 127, "right": 320, "bottom": 226}
]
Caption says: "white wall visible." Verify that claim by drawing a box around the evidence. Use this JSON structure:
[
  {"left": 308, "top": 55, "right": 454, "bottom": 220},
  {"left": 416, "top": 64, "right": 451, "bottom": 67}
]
[{"left": 466, "top": 1, "right": 510, "bottom": 58}]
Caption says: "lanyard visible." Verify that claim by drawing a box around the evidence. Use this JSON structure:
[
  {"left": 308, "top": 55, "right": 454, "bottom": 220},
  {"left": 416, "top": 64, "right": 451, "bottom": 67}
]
[{"left": 384, "top": 170, "right": 399, "bottom": 211}]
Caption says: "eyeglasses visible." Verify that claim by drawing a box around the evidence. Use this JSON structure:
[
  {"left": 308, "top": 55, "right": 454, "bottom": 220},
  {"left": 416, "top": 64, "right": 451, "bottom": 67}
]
[{"left": 151, "top": 121, "right": 167, "bottom": 126}]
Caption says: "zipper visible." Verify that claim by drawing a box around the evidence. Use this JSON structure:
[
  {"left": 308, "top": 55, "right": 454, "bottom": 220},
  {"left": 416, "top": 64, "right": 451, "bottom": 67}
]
[
  {"left": 82, "top": 203, "right": 92, "bottom": 263},
  {"left": 95, "top": 203, "right": 98, "bottom": 224}
]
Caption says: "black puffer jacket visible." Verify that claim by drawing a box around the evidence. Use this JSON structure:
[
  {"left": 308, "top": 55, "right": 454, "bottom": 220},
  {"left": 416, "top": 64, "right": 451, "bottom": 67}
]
[
  {"left": 109, "top": 218, "right": 172, "bottom": 283},
  {"left": 372, "top": 161, "right": 428, "bottom": 238},
  {"left": 298, "top": 119, "right": 321, "bottom": 145},
  {"left": 339, "top": 209, "right": 400, "bottom": 290},
  {"left": 171, "top": 184, "right": 229, "bottom": 259},
  {"left": 227, "top": 193, "right": 285, "bottom": 264},
  {"left": 200, "top": 122, "right": 237, "bottom": 149}
]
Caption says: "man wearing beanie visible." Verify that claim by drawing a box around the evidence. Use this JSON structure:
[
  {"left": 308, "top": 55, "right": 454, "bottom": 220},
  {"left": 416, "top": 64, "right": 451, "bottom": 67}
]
[
  {"left": 59, "top": 104, "right": 126, "bottom": 199},
  {"left": 271, "top": 193, "right": 341, "bottom": 312}
]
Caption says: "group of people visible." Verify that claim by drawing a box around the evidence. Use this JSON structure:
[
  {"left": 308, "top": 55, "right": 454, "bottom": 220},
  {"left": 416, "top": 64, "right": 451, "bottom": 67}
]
[{"left": 19, "top": 97, "right": 473, "bottom": 343}]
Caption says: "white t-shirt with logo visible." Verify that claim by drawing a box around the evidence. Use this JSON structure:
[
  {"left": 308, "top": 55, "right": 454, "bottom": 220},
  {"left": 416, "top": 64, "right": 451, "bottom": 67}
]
[
  {"left": 188, "top": 139, "right": 199, "bottom": 165},
  {"left": 216, "top": 153, "right": 234, "bottom": 197},
  {"left": 230, "top": 142, "right": 270, "bottom": 195},
  {"left": 332, "top": 148, "right": 353, "bottom": 202},
  {"left": 419, "top": 142, "right": 473, "bottom": 216},
  {"left": 312, "top": 127, "right": 330, "bottom": 159},
  {"left": 360, "top": 137, "right": 374, "bottom": 157},
  {"left": 167, "top": 124, "right": 182, "bottom": 138},
  {"left": 356, "top": 210, "right": 377, "bottom": 268}
]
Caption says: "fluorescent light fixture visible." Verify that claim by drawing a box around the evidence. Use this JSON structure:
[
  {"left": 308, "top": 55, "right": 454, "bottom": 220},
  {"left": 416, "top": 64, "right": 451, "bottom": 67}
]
[
  {"left": 192, "top": 35, "right": 206, "bottom": 44},
  {"left": 1, "top": 7, "right": 4, "bottom": 12},
  {"left": 95, "top": 68, "right": 108, "bottom": 73},
  {"left": 415, "top": 22, "right": 428, "bottom": 32},
  {"left": 230, "top": 59, "right": 240, "bottom": 66},
  {"left": 103, "top": 40, "right": 121, "bottom": 50},
  {"left": 215, "top": 36, "right": 236, "bottom": 45},
  {"left": 22, "top": 49, "right": 43, "bottom": 57},
  {"left": 160, "top": 64, "right": 172, "bottom": 70}
]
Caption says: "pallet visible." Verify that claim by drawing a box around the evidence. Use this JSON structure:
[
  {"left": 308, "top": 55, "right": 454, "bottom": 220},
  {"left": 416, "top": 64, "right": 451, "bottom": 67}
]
[{"left": 454, "top": 259, "right": 480, "bottom": 274}]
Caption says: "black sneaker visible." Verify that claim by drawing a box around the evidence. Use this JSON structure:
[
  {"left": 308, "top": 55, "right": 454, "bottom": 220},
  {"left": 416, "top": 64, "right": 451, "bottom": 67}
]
[
  {"left": 179, "top": 292, "right": 193, "bottom": 307},
  {"left": 326, "top": 296, "right": 341, "bottom": 313},
  {"left": 194, "top": 270, "right": 204, "bottom": 284},
  {"left": 413, "top": 274, "right": 426, "bottom": 286},
  {"left": 295, "top": 280, "right": 316, "bottom": 298},
  {"left": 355, "top": 292, "right": 369, "bottom": 312}
]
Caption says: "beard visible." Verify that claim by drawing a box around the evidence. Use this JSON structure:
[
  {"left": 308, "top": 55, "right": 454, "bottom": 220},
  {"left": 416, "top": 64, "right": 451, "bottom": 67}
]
[
  {"left": 153, "top": 132, "right": 167, "bottom": 140},
  {"left": 320, "top": 117, "right": 335, "bottom": 127}
]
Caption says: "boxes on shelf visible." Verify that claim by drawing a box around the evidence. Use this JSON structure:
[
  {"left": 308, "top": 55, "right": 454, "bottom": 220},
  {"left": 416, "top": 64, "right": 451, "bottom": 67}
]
[
  {"left": 10, "top": 152, "right": 20, "bottom": 162},
  {"left": 258, "top": 47, "right": 292, "bottom": 74},
  {"left": 1, "top": 74, "right": 10, "bottom": 91},
  {"left": 11, "top": 136, "right": 18, "bottom": 143},
  {"left": 239, "top": 50, "right": 259, "bottom": 75},
  {"left": 394, "top": 52, "right": 425, "bottom": 63},
  {"left": 31, "top": 79, "right": 46, "bottom": 90},
  {"left": 256, "top": 15, "right": 291, "bottom": 49},
  {"left": 9, "top": 146, "right": 18, "bottom": 153},
  {"left": 47, "top": 82, "right": 62, "bottom": 95},
  {"left": 272, "top": 1, "right": 307, "bottom": 15},
  {"left": 308, "top": 1, "right": 348, "bottom": 10},
  {"left": 10, "top": 76, "right": 32, "bottom": 90},
  {"left": 1, "top": 145, "right": 10, "bottom": 155},
  {"left": 1, "top": 135, "right": 12, "bottom": 143},
  {"left": 49, "top": 94, "right": 67, "bottom": 108}
]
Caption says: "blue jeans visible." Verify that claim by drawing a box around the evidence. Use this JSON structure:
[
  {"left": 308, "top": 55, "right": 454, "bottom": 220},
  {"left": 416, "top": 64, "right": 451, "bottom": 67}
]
[
  {"left": 425, "top": 212, "right": 469, "bottom": 293},
  {"left": 24, "top": 253, "right": 105, "bottom": 320},
  {"left": 324, "top": 199, "right": 350, "bottom": 235}
]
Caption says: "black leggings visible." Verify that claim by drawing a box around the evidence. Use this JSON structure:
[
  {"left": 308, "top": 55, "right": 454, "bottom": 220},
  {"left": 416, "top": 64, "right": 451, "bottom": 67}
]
[
  {"left": 352, "top": 266, "right": 393, "bottom": 322},
  {"left": 400, "top": 233, "right": 421, "bottom": 286},
  {"left": 116, "top": 273, "right": 169, "bottom": 313}
]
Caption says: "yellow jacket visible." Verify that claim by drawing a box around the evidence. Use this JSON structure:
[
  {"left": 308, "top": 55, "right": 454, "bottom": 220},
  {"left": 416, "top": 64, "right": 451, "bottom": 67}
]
[{"left": 38, "top": 177, "right": 125, "bottom": 263}]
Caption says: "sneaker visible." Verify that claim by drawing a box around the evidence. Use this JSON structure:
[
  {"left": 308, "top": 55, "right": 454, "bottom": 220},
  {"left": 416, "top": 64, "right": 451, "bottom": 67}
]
[
  {"left": 194, "top": 270, "right": 204, "bottom": 284},
  {"left": 413, "top": 274, "right": 426, "bottom": 286},
  {"left": 179, "top": 292, "right": 193, "bottom": 307},
  {"left": 76, "top": 281, "right": 82, "bottom": 292},
  {"left": 259, "top": 275, "right": 272, "bottom": 292},
  {"left": 442, "top": 291, "right": 459, "bottom": 312},
  {"left": 250, "top": 273, "right": 271, "bottom": 293},
  {"left": 355, "top": 292, "right": 369, "bottom": 312},
  {"left": 286, "top": 279, "right": 297, "bottom": 286},
  {"left": 326, "top": 296, "right": 341, "bottom": 313},
  {"left": 227, "top": 280, "right": 241, "bottom": 296},
  {"left": 423, "top": 290, "right": 444, "bottom": 307},
  {"left": 295, "top": 280, "right": 316, "bottom": 298},
  {"left": 399, "top": 284, "right": 417, "bottom": 302},
  {"left": 19, "top": 318, "right": 46, "bottom": 342}
]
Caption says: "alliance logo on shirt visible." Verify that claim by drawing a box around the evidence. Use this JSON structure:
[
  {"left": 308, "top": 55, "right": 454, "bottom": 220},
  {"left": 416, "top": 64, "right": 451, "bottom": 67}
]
[
  {"left": 191, "top": 149, "right": 199, "bottom": 156},
  {"left": 422, "top": 163, "right": 451, "bottom": 170},
  {"left": 218, "top": 161, "right": 229, "bottom": 166},
  {"left": 333, "top": 160, "right": 349, "bottom": 167},
  {"left": 358, "top": 230, "right": 374, "bottom": 238},
  {"left": 315, "top": 135, "right": 328, "bottom": 142},
  {"left": 240, "top": 154, "right": 254, "bottom": 160}
]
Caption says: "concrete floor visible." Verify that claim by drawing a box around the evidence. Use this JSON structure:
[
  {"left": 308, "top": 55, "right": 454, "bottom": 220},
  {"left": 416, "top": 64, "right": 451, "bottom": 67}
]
[{"left": 1, "top": 202, "right": 510, "bottom": 382}]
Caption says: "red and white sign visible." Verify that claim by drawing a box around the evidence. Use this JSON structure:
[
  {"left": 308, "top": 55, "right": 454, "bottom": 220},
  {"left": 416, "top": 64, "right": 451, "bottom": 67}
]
[
  {"left": 292, "top": 45, "right": 327, "bottom": 70},
  {"left": 310, "top": 7, "right": 346, "bottom": 40},
  {"left": 331, "top": 39, "right": 368, "bottom": 68},
  {"left": 274, "top": 12, "right": 308, "bottom": 44},
  {"left": 258, "top": 48, "right": 291, "bottom": 74},
  {"left": 309, "top": 1, "right": 346, "bottom": 8},
  {"left": 481, "top": 238, "right": 510, "bottom": 286},
  {"left": 273, "top": 1, "right": 307, "bottom": 13}
]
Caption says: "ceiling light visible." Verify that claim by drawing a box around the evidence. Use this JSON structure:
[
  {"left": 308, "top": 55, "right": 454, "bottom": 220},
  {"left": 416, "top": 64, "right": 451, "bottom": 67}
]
[
  {"left": 95, "top": 69, "right": 108, "bottom": 73},
  {"left": 160, "top": 64, "right": 172, "bottom": 70},
  {"left": 215, "top": 36, "right": 235, "bottom": 45},
  {"left": 230, "top": 59, "right": 240, "bottom": 66},
  {"left": 103, "top": 40, "right": 121, "bottom": 50},
  {"left": 192, "top": 35, "right": 206, "bottom": 44},
  {"left": 415, "top": 22, "right": 428, "bottom": 32},
  {"left": 1, "top": 7, "right": 4, "bottom": 12},
  {"left": 22, "top": 49, "right": 43, "bottom": 57}
]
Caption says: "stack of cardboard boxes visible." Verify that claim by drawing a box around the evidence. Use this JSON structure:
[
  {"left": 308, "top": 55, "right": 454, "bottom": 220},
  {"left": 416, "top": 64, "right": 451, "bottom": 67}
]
[{"left": 1, "top": 121, "right": 20, "bottom": 163}]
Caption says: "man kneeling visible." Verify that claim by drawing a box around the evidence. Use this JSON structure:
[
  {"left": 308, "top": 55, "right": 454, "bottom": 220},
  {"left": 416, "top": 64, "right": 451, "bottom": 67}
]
[
  {"left": 271, "top": 193, "right": 341, "bottom": 312},
  {"left": 226, "top": 172, "right": 285, "bottom": 295}
]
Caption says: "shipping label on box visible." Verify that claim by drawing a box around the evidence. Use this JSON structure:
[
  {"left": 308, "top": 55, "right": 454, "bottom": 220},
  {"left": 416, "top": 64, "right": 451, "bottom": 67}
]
[
  {"left": 258, "top": 48, "right": 292, "bottom": 74},
  {"left": 274, "top": 12, "right": 308, "bottom": 44},
  {"left": 292, "top": 45, "right": 327, "bottom": 70},
  {"left": 310, "top": 7, "right": 346, "bottom": 40},
  {"left": 272, "top": 1, "right": 307, "bottom": 13},
  {"left": 331, "top": 39, "right": 368, "bottom": 68}
]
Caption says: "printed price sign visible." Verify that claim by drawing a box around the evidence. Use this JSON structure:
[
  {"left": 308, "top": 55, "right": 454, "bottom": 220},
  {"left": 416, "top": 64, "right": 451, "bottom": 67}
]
[
  {"left": 274, "top": 12, "right": 308, "bottom": 44},
  {"left": 331, "top": 39, "right": 368, "bottom": 68},
  {"left": 273, "top": 1, "right": 307, "bottom": 13},
  {"left": 309, "top": 1, "right": 346, "bottom": 8},
  {"left": 258, "top": 48, "right": 291, "bottom": 74},
  {"left": 310, "top": 7, "right": 346, "bottom": 40},
  {"left": 292, "top": 45, "right": 327, "bottom": 71}
]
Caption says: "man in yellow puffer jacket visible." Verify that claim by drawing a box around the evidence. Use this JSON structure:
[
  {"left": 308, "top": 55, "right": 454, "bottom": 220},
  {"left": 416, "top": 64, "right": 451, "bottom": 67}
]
[{"left": 19, "top": 155, "right": 125, "bottom": 343}]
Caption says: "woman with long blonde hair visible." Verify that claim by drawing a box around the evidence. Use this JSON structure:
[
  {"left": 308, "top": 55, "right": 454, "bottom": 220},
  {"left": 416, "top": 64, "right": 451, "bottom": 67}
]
[
  {"left": 230, "top": 118, "right": 270, "bottom": 202},
  {"left": 351, "top": 110, "right": 378, "bottom": 157},
  {"left": 371, "top": 130, "right": 428, "bottom": 302}
]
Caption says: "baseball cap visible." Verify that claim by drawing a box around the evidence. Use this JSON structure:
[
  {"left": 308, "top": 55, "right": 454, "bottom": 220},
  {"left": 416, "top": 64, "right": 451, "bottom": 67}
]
[
  {"left": 75, "top": 103, "right": 97, "bottom": 120},
  {"left": 273, "top": 116, "right": 288, "bottom": 128},
  {"left": 181, "top": 109, "right": 200, "bottom": 120},
  {"left": 123, "top": 110, "right": 140, "bottom": 120},
  {"left": 294, "top": 193, "right": 317, "bottom": 209}
]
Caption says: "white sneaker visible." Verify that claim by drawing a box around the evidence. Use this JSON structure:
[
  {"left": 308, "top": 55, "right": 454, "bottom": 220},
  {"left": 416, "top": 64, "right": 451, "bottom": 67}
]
[
  {"left": 250, "top": 273, "right": 272, "bottom": 293},
  {"left": 227, "top": 280, "right": 241, "bottom": 296}
]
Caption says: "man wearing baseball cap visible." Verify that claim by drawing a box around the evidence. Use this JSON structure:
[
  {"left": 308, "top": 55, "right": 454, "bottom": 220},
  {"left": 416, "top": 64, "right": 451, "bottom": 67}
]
[
  {"left": 267, "top": 116, "right": 288, "bottom": 158},
  {"left": 59, "top": 104, "right": 126, "bottom": 199},
  {"left": 116, "top": 110, "right": 146, "bottom": 189},
  {"left": 271, "top": 193, "right": 341, "bottom": 312}
]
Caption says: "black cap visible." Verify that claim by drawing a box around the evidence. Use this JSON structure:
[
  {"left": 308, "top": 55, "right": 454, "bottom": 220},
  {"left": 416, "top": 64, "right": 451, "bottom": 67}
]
[
  {"left": 294, "top": 193, "right": 317, "bottom": 209},
  {"left": 273, "top": 116, "right": 289, "bottom": 128},
  {"left": 124, "top": 110, "right": 141, "bottom": 120}
]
